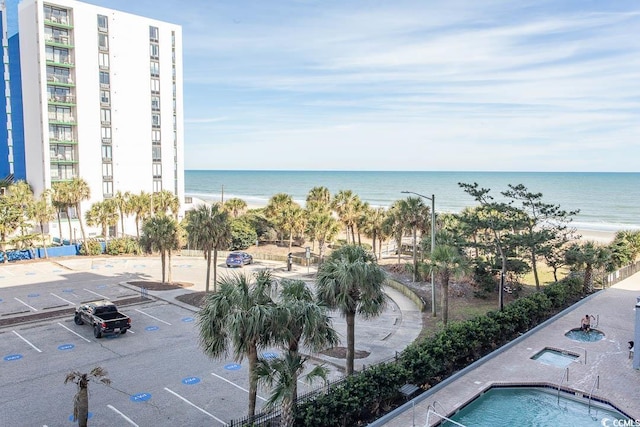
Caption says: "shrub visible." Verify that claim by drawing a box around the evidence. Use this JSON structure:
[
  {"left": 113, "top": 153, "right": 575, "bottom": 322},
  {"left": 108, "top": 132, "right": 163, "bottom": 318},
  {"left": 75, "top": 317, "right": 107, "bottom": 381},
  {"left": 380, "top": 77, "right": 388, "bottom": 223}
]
[
  {"left": 79, "top": 240, "right": 103, "bottom": 256},
  {"left": 105, "top": 237, "right": 141, "bottom": 255},
  {"left": 230, "top": 219, "right": 258, "bottom": 250}
]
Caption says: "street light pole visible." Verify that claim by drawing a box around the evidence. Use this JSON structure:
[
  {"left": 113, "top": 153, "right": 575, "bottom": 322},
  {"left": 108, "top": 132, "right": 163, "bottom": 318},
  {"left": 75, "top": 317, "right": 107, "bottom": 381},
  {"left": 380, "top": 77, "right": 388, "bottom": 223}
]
[{"left": 401, "top": 191, "right": 437, "bottom": 317}]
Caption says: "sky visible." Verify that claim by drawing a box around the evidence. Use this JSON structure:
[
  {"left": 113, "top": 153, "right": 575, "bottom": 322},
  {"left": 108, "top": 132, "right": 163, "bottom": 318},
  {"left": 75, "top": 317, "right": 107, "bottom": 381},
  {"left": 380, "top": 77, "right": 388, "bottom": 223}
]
[{"left": 31, "top": 1, "right": 640, "bottom": 171}]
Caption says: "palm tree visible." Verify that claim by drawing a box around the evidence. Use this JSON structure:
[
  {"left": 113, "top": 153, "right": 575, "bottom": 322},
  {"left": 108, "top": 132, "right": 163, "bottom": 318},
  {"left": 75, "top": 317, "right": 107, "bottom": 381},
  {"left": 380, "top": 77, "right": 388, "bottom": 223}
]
[
  {"left": 305, "top": 210, "right": 340, "bottom": 262},
  {"left": 152, "top": 190, "right": 180, "bottom": 219},
  {"left": 85, "top": 199, "right": 118, "bottom": 249},
  {"left": 361, "top": 206, "right": 387, "bottom": 260},
  {"left": 224, "top": 198, "right": 248, "bottom": 218},
  {"left": 67, "top": 178, "right": 91, "bottom": 251},
  {"left": 398, "top": 197, "right": 429, "bottom": 282},
  {"left": 51, "top": 181, "right": 69, "bottom": 242},
  {"left": 265, "top": 193, "right": 295, "bottom": 245},
  {"left": 28, "top": 190, "right": 56, "bottom": 259},
  {"left": 316, "top": 244, "right": 387, "bottom": 375},
  {"left": 306, "top": 186, "right": 331, "bottom": 213},
  {"left": 140, "top": 214, "right": 181, "bottom": 283},
  {"left": 64, "top": 366, "right": 111, "bottom": 427},
  {"left": 283, "top": 205, "right": 306, "bottom": 251},
  {"left": 129, "top": 192, "right": 151, "bottom": 239},
  {"left": 565, "top": 241, "right": 611, "bottom": 293},
  {"left": 0, "top": 195, "right": 22, "bottom": 262},
  {"left": 6, "top": 180, "right": 34, "bottom": 237},
  {"left": 331, "top": 190, "right": 360, "bottom": 244},
  {"left": 427, "top": 244, "right": 471, "bottom": 326},
  {"left": 276, "top": 279, "right": 338, "bottom": 397},
  {"left": 185, "top": 203, "right": 231, "bottom": 292},
  {"left": 197, "top": 270, "right": 275, "bottom": 419},
  {"left": 255, "top": 353, "right": 328, "bottom": 427},
  {"left": 384, "top": 201, "right": 406, "bottom": 265},
  {"left": 112, "top": 190, "right": 132, "bottom": 237}
]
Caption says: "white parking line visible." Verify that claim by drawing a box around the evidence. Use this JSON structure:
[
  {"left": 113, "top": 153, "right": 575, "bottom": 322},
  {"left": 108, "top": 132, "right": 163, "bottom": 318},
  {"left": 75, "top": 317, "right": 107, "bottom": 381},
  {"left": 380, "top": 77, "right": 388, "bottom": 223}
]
[
  {"left": 163, "top": 387, "right": 227, "bottom": 425},
  {"left": 12, "top": 330, "right": 42, "bottom": 353},
  {"left": 57, "top": 322, "right": 91, "bottom": 343},
  {"left": 50, "top": 293, "right": 75, "bottom": 305},
  {"left": 83, "top": 288, "right": 109, "bottom": 299},
  {"left": 14, "top": 297, "right": 38, "bottom": 311},
  {"left": 107, "top": 404, "right": 139, "bottom": 426},
  {"left": 134, "top": 309, "right": 172, "bottom": 325},
  {"left": 210, "top": 373, "right": 267, "bottom": 402}
]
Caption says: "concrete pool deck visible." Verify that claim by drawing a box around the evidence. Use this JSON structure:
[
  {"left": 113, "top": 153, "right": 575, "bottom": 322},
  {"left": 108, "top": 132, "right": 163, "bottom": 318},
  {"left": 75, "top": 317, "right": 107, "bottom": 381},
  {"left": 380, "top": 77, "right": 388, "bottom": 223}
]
[{"left": 375, "top": 272, "right": 640, "bottom": 426}]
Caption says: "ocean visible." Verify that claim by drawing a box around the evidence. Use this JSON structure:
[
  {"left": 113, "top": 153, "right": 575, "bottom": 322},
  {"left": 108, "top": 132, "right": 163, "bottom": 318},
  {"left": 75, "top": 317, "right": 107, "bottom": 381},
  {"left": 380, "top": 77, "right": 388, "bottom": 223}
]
[{"left": 184, "top": 170, "right": 640, "bottom": 233}]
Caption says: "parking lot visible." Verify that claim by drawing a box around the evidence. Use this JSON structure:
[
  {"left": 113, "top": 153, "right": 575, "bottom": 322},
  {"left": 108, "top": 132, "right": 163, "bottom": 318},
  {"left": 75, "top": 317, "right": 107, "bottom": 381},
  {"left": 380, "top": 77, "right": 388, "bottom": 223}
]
[{"left": 0, "top": 256, "right": 422, "bottom": 425}]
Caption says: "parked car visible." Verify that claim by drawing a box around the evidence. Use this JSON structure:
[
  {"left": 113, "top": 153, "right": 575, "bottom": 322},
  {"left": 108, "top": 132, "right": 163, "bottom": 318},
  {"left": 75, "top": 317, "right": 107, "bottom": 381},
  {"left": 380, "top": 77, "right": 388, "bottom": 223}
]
[
  {"left": 226, "top": 251, "right": 253, "bottom": 267},
  {"left": 74, "top": 300, "right": 131, "bottom": 338}
]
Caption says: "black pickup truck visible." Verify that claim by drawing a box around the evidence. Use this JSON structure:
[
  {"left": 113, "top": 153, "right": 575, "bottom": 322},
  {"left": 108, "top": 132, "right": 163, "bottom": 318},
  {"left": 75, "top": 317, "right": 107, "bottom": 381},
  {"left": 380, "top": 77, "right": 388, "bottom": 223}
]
[{"left": 74, "top": 300, "right": 131, "bottom": 338}]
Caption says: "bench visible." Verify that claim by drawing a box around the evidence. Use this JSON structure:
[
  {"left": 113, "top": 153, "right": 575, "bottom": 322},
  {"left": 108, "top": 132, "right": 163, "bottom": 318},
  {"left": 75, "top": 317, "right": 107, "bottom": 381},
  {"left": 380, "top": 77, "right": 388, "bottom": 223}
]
[{"left": 399, "top": 383, "right": 420, "bottom": 400}]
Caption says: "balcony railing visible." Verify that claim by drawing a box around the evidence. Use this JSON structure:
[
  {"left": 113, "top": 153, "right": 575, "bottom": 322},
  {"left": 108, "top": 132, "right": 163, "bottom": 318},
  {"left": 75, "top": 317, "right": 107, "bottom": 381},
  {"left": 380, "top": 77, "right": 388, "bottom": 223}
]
[
  {"left": 47, "top": 74, "right": 74, "bottom": 85},
  {"left": 44, "top": 34, "right": 72, "bottom": 46},
  {"left": 44, "top": 15, "right": 72, "bottom": 27},
  {"left": 48, "top": 94, "right": 75, "bottom": 104},
  {"left": 46, "top": 57, "right": 74, "bottom": 67},
  {"left": 48, "top": 114, "right": 76, "bottom": 123}
]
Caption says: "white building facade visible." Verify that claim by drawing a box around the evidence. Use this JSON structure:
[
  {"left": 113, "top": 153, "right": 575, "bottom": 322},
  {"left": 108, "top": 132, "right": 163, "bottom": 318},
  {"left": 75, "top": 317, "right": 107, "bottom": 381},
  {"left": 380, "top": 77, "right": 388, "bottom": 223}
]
[{"left": 17, "top": 0, "right": 185, "bottom": 238}]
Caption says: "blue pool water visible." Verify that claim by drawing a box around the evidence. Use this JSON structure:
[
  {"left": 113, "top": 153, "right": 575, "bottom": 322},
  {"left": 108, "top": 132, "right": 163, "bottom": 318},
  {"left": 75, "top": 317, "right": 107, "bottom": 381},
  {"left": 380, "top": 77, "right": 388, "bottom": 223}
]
[
  {"left": 447, "top": 387, "right": 628, "bottom": 426},
  {"left": 531, "top": 348, "right": 579, "bottom": 367},
  {"left": 565, "top": 328, "right": 605, "bottom": 342}
]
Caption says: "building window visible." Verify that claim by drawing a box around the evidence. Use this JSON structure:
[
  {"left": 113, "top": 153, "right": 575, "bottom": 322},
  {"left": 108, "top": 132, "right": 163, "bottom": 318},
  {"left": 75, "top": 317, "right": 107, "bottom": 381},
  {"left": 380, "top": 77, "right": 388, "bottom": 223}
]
[
  {"left": 149, "top": 26, "right": 159, "bottom": 41},
  {"left": 150, "top": 61, "right": 160, "bottom": 77},
  {"left": 149, "top": 43, "right": 160, "bottom": 59},
  {"left": 100, "top": 108, "right": 111, "bottom": 124},
  {"left": 100, "top": 90, "right": 110, "bottom": 105},
  {"left": 49, "top": 124, "right": 73, "bottom": 141},
  {"left": 98, "top": 33, "right": 109, "bottom": 51},
  {"left": 150, "top": 78, "right": 160, "bottom": 93},
  {"left": 102, "top": 162, "right": 113, "bottom": 179},
  {"left": 152, "top": 113, "right": 161, "bottom": 127},
  {"left": 102, "top": 144, "right": 112, "bottom": 160},
  {"left": 152, "top": 146, "right": 161, "bottom": 161},
  {"left": 99, "top": 71, "right": 110, "bottom": 86},
  {"left": 153, "top": 180, "right": 162, "bottom": 192},
  {"left": 152, "top": 130, "right": 161, "bottom": 143},
  {"left": 101, "top": 126, "right": 111, "bottom": 141},
  {"left": 98, "top": 53, "right": 109, "bottom": 69},
  {"left": 44, "top": 26, "right": 70, "bottom": 44},
  {"left": 103, "top": 181, "right": 113, "bottom": 197},
  {"left": 97, "top": 15, "right": 108, "bottom": 31},
  {"left": 152, "top": 163, "right": 162, "bottom": 178},
  {"left": 44, "top": 5, "right": 69, "bottom": 25},
  {"left": 46, "top": 46, "right": 70, "bottom": 65},
  {"left": 151, "top": 96, "right": 160, "bottom": 110}
]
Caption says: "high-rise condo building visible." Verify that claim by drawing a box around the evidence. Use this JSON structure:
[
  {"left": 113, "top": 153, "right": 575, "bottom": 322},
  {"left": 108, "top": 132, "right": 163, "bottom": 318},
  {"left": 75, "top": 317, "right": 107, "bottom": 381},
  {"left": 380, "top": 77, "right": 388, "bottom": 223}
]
[{"left": 3, "top": 0, "right": 185, "bottom": 238}]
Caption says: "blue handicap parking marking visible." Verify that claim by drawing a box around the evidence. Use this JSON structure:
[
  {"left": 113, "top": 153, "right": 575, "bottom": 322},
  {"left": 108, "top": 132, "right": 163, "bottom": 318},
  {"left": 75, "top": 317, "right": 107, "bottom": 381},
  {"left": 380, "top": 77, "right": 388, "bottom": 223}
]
[
  {"left": 62, "top": 289, "right": 74, "bottom": 293},
  {"left": 58, "top": 344, "right": 75, "bottom": 351},
  {"left": 0, "top": 298, "right": 3, "bottom": 303},
  {"left": 25, "top": 272, "right": 36, "bottom": 276},
  {"left": 133, "top": 264, "right": 146, "bottom": 268},
  {"left": 262, "top": 352, "right": 278, "bottom": 359},
  {"left": 182, "top": 376, "right": 201, "bottom": 385},
  {"left": 224, "top": 363, "right": 242, "bottom": 371},
  {"left": 27, "top": 293, "right": 40, "bottom": 298},
  {"left": 181, "top": 317, "right": 194, "bottom": 323},
  {"left": 145, "top": 326, "right": 159, "bottom": 332},
  {"left": 106, "top": 334, "right": 119, "bottom": 339},
  {"left": 97, "top": 284, "right": 107, "bottom": 289},
  {"left": 4, "top": 354, "right": 23, "bottom": 361},
  {"left": 105, "top": 264, "right": 113, "bottom": 268},
  {"left": 53, "top": 269, "right": 63, "bottom": 273},
  {"left": 69, "top": 412, "right": 92, "bottom": 421},
  {"left": 130, "top": 392, "right": 152, "bottom": 402}
]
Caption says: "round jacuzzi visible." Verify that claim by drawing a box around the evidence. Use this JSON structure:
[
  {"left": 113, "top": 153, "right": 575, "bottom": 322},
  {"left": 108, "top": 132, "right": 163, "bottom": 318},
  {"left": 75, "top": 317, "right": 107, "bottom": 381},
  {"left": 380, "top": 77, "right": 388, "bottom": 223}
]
[{"left": 565, "top": 328, "right": 605, "bottom": 342}]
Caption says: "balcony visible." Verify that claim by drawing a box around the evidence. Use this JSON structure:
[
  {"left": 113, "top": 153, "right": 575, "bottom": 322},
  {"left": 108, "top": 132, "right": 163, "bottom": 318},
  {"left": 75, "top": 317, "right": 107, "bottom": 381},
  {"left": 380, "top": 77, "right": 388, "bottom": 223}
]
[
  {"left": 44, "top": 15, "right": 73, "bottom": 29},
  {"left": 46, "top": 57, "right": 74, "bottom": 68},
  {"left": 47, "top": 75, "right": 74, "bottom": 86},
  {"left": 50, "top": 154, "right": 77, "bottom": 163},
  {"left": 44, "top": 34, "right": 73, "bottom": 48},
  {"left": 48, "top": 114, "right": 76, "bottom": 125},
  {"left": 48, "top": 94, "right": 75, "bottom": 105},
  {"left": 49, "top": 136, "right": 77, "bottom": 144}
]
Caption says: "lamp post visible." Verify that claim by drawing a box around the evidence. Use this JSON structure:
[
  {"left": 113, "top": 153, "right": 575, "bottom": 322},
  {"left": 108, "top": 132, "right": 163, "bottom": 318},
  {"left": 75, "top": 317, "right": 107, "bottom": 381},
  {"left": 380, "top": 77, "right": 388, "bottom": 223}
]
[{"left": 401, "top": 191, "right": 436, "bottom": 317}]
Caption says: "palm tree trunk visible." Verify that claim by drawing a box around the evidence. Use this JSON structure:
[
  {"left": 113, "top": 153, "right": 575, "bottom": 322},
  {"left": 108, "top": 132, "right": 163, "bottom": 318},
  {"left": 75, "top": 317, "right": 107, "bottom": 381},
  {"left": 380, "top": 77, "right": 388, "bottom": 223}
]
[
  {"left": 584, "top": 264, "right": 593, "bottom": 293},
  {"left": 167, "top": 249, "right": 173, "bottom": 283},
  {"left": 248, "top": 344, "right": 258, "bottom": 418},
  {"left": 66, "top": 207, "right": 73, "bottom": 242},
  {"left": 213, "top": 249, "right": 219, "bottom": 292},
  {"left": 205, "top": 249, "right": 212, "bottom": 293},
  {"left": 57, "top": 211, "right": 63, "bottom": 242},
  {"left": 372, "top": 231, "right": 377, "bottom": 260},
  {"left": 160, "top": 250, "right": 166, "bottom": 283},
  {"left": 40, "top": 228, "right": 49, "bottom": 259},
  {"left": 76, "top": 203, "right": 88, "bottom": 251},
  {"left": 280, "top": 397, "right": 294, "bottom": 427},
  {"left": 76, "top": 384, "right": 89, "bottom": 427},
  {"left": 531, "top": 251, "right": 540, "bottom": 291},
  {"left": 412, "top": 226, "right": 417, "bottom": 282},
  {"left": 441, "top": 272, "right": 450, "bottom": 326},
  {"left": 346, "top": 311, "right": 356, "bottom": 375}
]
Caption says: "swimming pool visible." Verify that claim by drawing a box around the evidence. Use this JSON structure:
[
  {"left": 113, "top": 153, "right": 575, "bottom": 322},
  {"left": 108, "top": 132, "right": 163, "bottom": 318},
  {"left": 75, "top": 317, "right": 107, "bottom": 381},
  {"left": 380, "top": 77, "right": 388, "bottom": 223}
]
[
  {"left": 444, "top": 387, "right": 629, "bottom": 426},
  {"left": 565, "top": 328, "right": 605, "bottom": 342},
  {"left": 531, "top": 348, "right": 579, "bottom": 367}
]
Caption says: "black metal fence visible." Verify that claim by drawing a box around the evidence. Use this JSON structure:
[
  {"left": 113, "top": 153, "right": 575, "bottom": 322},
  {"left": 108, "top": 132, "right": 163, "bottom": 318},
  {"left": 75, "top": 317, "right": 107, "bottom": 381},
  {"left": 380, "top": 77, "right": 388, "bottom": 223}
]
[{"left": 228, "top": 354, "right": 401, "bottom": 426}]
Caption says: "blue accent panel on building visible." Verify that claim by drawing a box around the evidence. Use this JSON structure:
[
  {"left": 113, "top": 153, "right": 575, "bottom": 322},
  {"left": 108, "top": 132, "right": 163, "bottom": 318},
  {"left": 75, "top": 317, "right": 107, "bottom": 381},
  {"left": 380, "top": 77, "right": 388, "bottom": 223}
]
[
  {"left": 0, "top": 9, "right": 9, "bottom": 178},
  {"left": 8, "top": 33, "right": 26, "bottom": 181}
]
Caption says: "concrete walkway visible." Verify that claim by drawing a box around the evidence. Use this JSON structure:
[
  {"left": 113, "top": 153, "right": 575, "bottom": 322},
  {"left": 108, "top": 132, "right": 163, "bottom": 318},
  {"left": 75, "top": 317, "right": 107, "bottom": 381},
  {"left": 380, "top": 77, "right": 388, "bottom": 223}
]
[{"left": 374, "top": 273, "right": 640, "bottom": 426}]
